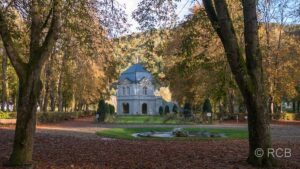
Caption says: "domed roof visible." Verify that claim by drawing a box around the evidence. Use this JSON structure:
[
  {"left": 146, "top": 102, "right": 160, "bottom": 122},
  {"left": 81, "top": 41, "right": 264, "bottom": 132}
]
[{"left": 119, "top": 63, "right": 153, "bottom": 83}]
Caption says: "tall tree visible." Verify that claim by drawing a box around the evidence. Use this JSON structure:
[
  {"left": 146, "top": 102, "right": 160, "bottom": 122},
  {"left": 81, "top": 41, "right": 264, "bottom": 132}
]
[
  {"left": 163, "top": 4, "right": 238, "bottom": 110},
  {"left": 1, "top": 0, "right": 128, "bottom": 164},
  {"left": 0, "top": 0, "right": 62, "bottom": 166},
  {"left": 258, "top": 0, "right": 297, "bottom": 116},
  {"left": 202, "top": 0, "right": 276, "bottom": 166},
  {"left": 1, "top": 46, "right": 8, "bottom": 111},
  {"left": 42, "top": 57, "right": 52, "bottom": 112},
  {"left": 131, "top": 0, "right": 178, "bottom": 82}
]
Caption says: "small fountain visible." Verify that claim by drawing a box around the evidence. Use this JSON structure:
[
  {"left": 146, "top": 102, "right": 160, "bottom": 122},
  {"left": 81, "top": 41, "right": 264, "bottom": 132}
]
[{"left": 132, "top": 128, "right": 227, "bottom": 138}]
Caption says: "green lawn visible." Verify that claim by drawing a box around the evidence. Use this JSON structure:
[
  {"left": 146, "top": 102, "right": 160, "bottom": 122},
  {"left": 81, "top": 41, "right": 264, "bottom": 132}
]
[
  {"left": 96, "top": 127, "right": 248, "bottom": 140},
  {"left": 112, "top": 115, "right": 189, "bottom": 124}
]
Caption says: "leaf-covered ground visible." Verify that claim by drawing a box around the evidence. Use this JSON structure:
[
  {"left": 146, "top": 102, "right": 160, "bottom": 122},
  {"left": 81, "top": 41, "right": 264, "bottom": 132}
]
[
  {"left": 1, "top": 117, "right": 299, "bottom": 169},
  {"left": 0, "top": 128, "right": 299, "bottom": 169}
]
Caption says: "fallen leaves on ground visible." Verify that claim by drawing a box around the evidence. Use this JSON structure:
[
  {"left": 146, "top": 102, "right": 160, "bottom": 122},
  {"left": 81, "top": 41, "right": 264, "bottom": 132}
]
[{"left": 0, "top": 129, "right": 299, "bottom": 169}]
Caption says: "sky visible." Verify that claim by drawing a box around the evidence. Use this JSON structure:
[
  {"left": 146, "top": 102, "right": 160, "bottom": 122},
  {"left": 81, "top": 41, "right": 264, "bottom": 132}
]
[
  {"left": 115, "top": 0, "right": 193, "bottom": 33},
  {"left": 114, "top": 0, "right": 300, "bottom": 35}
]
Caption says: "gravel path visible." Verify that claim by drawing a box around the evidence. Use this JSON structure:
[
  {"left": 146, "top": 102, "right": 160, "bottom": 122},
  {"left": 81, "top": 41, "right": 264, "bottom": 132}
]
[
  {"left": 29, "top": 117, "right": 300, "bottom": 141},
  {"left": 2, "top": 117, "right": 299, "bottom": 140}
]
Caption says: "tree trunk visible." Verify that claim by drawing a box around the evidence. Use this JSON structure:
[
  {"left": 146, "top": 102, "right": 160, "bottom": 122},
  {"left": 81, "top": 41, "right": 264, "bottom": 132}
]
[
  {"left": 64, "top": 104, "right": 67, "bottom": 112},
  {"left": 268, "top": 94, "right": 274, "bottom": 118},
  {"left": 6, "top": 72, "right": 42, "bottom": 166},
  {"left": 263, "top": 0, "right": 275, "bottom": 118},
  {"left": 243, "top": 0, "right": 275, "bottom": 166},
  {"left": 49, "top": 79, "right": 56, "bottom": 111},
  {"left": 58, "top": 53, "right": 67, "bottom": 112},
  {"left": 227, "top": 90, "right": 235, "bottom": 115},
  {"left": 1, "top": 48, "right": 8, "bottom": 111},
  {"left": 0, "top": 0, "right": 61, "bottom": 166},
  {"left": 245, "top": 91, "right": 274, "bottom": 166},
  {"left": 58, "top": 72, "right": 63, "bottom": 112},
  {"left": 203, "top": 0, "right": 276, "bottom": 167},
  {"left": 218, "top": 99, "right": 223, "bottom": 121},
  {"left": 292, "top": 101, "right": 296, "bottom": 113},
  {"left": 42, "top": 64, "right": 51, "bottom": 112},
  {"left": 72, "top": 97, "right": 76, "bottom": 112}
]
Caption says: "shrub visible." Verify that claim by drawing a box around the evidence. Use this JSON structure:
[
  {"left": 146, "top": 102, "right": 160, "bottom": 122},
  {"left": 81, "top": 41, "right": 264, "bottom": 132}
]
[
  {"left": 37, "top": 111, "right": 95, "bottom": 123},
  {"left": 0, "top": 111, "right": 94, "bottom": 123},
  {"left": 162, "top": 113, "right": 177, "bottom": 123},
  {"left": 296, "top": 113, "right": 300, "bottom": 120},
  {"left": 192, "top": 114, "right": 203, "bottom": 123},
  {"left": 82, "top": 110, "right": 95, "bottom": 117},
  {"left": 0, "top": 113, "right": 10, "bottom": 119},
  {"left": 97, "top": 99, "right": 109, "bottom": 122},
  {"left": 164, "top": 105, "right": 170, "bottom": 114},
  {"left": 108, "top": 104, "right": 115, "bottom": 114},
  {"left": 0, "top": 112, "right": 17, "bottom": 119},
  {"left": 159, "top": 106, "right": 164, "bottom": 115},
  {"left": 281, "top": 112, "right": 296, "bottom": 121},
  {"left": 105, "top": 103, "right": 111, "bottom": 115},
  {"left": 183, "top": 103, "right": 192, "bottom": 118},
  {"left": 203, "top": 98, "right": 212, "bottom": 113},
  {"left": 104, "top": 113, "right": 116, "bottom": 123},
  {"left": 270, "top": 112, "right": 300, "bottom": 121},
  {"left": 272, "top": 112, "right": 282, "bottom": 120},
  {"left": 38, "top": 112, "right": 73, "bottom": 123},
  {"left": 172, "top": 104, "right": 178, "bottom": 114}
]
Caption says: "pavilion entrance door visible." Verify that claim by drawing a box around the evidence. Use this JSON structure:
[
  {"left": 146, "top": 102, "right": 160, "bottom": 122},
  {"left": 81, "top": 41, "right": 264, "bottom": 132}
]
[
  {"left": 142, "top": 103, "right": 147, "bottom": 114},
  {"left": 122, "top": 103, "right": 129, "bottom": 114}
]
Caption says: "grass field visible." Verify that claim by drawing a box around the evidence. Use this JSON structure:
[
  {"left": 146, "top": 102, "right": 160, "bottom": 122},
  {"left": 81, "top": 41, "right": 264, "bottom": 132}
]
[
  {"left": 96, "top": 127, "right": 248, "bottom": 140},
  {"left": 111, "top": 115, "right": 191, "bottom": 124}
]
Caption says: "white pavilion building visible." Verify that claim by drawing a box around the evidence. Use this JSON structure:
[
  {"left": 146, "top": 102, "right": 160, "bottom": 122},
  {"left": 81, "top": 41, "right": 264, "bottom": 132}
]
[{"left": 116, "top": 63, "right": 163, "bottom": 115}]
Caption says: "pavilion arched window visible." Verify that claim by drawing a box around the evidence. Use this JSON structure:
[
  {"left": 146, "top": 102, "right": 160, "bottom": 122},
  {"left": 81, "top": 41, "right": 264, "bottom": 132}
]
[
  {"left": 143, "top": 87, "right": 147, "bottom": 95},
  {"left": 122, "top": 87, "right": 126, "bottom": 95},
  {"left": 127, "top": 87, "right": 130, "bottom": 95}
]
